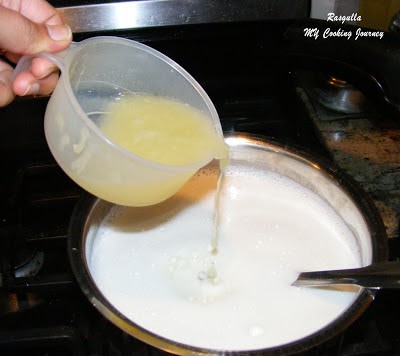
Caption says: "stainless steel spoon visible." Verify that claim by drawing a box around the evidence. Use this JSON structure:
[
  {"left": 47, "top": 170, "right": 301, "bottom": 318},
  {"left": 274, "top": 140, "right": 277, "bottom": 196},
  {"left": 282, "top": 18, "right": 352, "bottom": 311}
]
[{"left": 293, "top": 261, "right": 400, "bottom": 289}]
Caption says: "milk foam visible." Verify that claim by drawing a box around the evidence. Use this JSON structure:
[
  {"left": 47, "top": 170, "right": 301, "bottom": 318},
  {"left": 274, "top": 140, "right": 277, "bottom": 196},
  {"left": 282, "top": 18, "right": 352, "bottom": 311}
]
[{"left": 89, "top": 164, "right": 361, "bottom": 351}]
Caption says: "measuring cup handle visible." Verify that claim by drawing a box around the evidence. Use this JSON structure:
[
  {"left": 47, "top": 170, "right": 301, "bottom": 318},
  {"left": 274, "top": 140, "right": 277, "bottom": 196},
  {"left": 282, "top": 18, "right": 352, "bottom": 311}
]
[{"left": 12, "top": 41, "right": 77, "bottom": 80}]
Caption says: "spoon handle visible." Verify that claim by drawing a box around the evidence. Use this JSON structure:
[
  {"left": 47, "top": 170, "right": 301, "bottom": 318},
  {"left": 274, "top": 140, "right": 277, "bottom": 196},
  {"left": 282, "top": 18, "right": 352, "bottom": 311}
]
[{"left": 293, "top": 261, "right": 400, "bottom": 289}]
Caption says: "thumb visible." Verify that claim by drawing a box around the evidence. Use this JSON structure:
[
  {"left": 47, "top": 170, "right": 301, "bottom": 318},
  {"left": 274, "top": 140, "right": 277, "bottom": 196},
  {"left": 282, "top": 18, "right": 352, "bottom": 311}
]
[{"left": 0, "top": 6, "right": 71, "bottom": 55}]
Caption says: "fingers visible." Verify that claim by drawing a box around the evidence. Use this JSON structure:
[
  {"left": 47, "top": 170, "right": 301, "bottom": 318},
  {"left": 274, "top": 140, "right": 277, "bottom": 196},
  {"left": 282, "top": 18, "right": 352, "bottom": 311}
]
[
  {"left": 0, "top": 1, "right": 72, "bottom": 106},
  {"left": 13, "top": 57, "right": 59, "bottom": 97},
  {"left": 0, "top": 5, "right": 72, "bottom": 55},
  {"left": 30, "top": 57, "right": 59, "bottom": 81},
  {"left": 13, "top": 71, "right": 59, "bottom": 97},
  {"left": 17, "top": 0, "right": 66, "bottom": 26},
  {"left": 0, "top": 59, "right": 14, "bottom": 106}
]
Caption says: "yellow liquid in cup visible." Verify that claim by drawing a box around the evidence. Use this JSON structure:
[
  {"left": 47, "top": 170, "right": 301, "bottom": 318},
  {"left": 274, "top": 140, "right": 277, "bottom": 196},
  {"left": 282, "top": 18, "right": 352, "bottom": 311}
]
[
  {"left": 100, "top": 95, "right": 227, "bottom": 165},
  {"left": 80, "top": 94, "right": 227, "bottom": 207}
]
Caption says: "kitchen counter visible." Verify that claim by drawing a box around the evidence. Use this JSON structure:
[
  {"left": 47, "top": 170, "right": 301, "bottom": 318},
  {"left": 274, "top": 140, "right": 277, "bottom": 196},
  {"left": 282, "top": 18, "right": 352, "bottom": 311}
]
[{"left": 297, "top": 84, "right": 399, "bottom": 239}]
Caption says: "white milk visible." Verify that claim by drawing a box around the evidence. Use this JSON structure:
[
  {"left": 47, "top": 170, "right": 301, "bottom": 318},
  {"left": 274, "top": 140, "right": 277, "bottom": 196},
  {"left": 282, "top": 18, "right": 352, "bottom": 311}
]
[{"left": 88, "top": 164, "right": 361, "bottom": 351}]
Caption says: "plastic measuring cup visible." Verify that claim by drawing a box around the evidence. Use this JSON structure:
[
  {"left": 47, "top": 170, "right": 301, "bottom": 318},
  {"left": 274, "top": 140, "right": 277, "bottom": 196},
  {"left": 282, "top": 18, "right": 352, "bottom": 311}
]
[{"left": 15, "top": 36, "right": 223, "bottom": 206}]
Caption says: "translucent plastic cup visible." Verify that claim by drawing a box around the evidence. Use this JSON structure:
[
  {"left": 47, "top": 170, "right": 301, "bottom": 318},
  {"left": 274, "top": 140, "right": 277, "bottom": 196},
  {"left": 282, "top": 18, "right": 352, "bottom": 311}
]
[{"left": 15, "top": 37, "right": 223, "bottom": 206}]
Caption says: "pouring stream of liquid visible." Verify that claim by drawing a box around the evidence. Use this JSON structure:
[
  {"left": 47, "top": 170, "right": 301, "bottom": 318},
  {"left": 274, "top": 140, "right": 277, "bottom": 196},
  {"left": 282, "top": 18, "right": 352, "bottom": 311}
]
[{"left": 200, "top": 157, "right": 228, "bottom": 283}]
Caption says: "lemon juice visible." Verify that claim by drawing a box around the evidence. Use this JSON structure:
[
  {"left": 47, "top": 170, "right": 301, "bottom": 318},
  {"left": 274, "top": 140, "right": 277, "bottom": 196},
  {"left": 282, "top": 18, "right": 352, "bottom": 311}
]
[
  {"left": 100, "top": 95, "right": 227, "bottom": 166},
  {"left": 71, "top": 94, "right": 227, "bottom": 207}
]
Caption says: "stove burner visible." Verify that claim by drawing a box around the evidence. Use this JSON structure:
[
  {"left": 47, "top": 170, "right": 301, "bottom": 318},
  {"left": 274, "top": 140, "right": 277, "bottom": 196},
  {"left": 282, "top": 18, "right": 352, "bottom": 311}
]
[
  {"left": 1, "top": 18, "right": 399, "bottom": 355},
  {"left": 14, "top": 251, "right": 44, "bottom": 279}
]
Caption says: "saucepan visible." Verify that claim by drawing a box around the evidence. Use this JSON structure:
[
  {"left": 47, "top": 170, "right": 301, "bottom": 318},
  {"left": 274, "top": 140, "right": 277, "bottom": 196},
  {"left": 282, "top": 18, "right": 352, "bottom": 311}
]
[{"left": 68, "top": 133, "right": 387, "bottom": 355}]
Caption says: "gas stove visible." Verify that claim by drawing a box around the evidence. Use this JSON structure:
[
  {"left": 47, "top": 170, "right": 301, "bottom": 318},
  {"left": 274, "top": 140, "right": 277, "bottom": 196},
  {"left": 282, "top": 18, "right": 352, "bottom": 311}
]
[{"left": 1, "top": 2, "right": 400, "bottom": 355}]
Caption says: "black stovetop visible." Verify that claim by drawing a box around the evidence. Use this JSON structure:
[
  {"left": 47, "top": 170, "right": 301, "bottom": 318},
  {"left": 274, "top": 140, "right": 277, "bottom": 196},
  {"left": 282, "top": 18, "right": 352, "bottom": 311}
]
[{"left": 0, "top": 21, "right": 399, "bottom": 355}]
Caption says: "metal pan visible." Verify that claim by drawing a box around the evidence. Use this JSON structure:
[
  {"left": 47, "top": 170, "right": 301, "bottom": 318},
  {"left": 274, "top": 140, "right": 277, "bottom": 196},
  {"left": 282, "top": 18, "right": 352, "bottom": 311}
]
[{"left": 68, "top": 133, "right": 387, "bottom": 355}]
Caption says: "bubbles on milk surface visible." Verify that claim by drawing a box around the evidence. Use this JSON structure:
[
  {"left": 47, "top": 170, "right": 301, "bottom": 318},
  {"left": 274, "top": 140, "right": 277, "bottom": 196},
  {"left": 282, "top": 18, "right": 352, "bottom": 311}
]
[
  {"left": 167, "top": 249, "right": 232, "bottom": 304},
  {"left": 89, "top": 162, "right": 361, "bottom": 350}
]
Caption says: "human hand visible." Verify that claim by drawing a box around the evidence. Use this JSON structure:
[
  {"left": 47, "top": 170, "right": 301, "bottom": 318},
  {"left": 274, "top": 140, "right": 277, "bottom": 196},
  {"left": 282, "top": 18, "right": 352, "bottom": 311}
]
[{"left": 0, "top": 0, "right": 72, "bottom": 107}]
